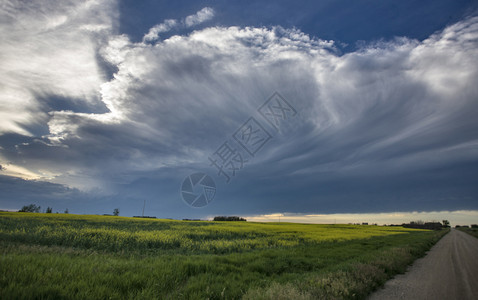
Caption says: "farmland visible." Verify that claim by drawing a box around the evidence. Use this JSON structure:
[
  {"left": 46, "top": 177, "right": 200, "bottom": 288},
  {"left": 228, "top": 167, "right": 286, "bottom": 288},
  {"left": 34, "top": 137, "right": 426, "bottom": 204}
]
[
  {"left": 456, "top": 226, "right": 478, "bottom": 239},
  {"left": 0, "top": 212, "right": 447, "bottom": 299}
]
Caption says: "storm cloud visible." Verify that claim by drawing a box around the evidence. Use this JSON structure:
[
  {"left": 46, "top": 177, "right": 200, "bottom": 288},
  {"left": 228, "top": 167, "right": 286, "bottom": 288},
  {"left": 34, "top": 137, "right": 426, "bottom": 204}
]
[{"left": 1, "top": 1, "right": 477, "bottom": 217}]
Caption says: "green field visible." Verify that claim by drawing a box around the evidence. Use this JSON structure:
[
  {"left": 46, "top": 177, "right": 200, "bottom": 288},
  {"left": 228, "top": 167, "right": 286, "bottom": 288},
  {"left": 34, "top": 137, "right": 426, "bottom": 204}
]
[
  {"left": 457, "top": 227, "right": 478, "bottom": 239},
  {"left": 0, "top": 212, "right": 447, "bottom": 299}
]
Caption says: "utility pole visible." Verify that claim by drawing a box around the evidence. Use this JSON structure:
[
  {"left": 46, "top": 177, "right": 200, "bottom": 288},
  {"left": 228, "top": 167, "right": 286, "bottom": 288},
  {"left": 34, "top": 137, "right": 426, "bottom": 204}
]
[{"left": 142, "top": 200, "right": 145, "bottom": 217}]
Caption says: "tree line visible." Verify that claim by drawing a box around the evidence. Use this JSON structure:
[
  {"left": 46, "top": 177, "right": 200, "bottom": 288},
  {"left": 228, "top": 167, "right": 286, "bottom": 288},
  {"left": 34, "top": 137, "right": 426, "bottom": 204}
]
[
  {"left": 18, "top": 204, "right": 69, "bottom": 214},
  {"left": 213, "top": 216, "right": 247, "bottom": 221},
  {"left": 18, "top": 204, "right": 119, "bottom": 216}
]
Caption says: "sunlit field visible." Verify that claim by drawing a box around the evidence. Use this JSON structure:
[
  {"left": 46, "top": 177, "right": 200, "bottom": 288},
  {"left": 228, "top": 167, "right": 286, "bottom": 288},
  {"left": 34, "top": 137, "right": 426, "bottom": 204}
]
[{"left": 0, "top": 212, "right": 447, "bottom": 299}]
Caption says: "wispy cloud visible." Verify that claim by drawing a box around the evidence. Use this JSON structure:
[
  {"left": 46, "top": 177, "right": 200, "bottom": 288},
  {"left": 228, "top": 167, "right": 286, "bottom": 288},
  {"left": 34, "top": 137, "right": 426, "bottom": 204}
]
[
  {"left": 143, "top": 19, "right": 178, "bottom": 43},
  {"left": 184, "top": 7, "right": 215, "bottom": 27},
  {"left": 143, "top": 7, "right": 215, "bottom": 42}
]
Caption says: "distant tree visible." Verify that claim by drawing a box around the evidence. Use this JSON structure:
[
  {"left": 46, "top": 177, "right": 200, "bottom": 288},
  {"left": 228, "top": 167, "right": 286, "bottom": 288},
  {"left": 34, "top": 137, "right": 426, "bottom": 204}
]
[
  {"left": 113, "top": 208, "right": 120, "bottom": 216},
  {"left": 471, "top": 224, "right": 478, "bottom": 229},
  {"left": 213, "top": 216, "right": 246, "bottom": 221},
  {"left": 64, "top": 208, "right": 69, "bottom": 214},
  {"left": 19, "top": 204, "right": 41, "bottom": 213},
  {"left": 410, "top": 220, "right": 424, "bottom": 225},
  {"left": 442, "top": 220, "right": 450, "bottom": 228},
  {"left": 46, "top": 207, "right": 52, "bottom": 213}
]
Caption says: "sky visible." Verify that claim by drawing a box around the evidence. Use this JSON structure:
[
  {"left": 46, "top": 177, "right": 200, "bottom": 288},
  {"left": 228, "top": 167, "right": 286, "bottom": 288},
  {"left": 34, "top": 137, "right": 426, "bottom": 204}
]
[{"left": 1, "top": 0, "right": 478, "bottom": 225}]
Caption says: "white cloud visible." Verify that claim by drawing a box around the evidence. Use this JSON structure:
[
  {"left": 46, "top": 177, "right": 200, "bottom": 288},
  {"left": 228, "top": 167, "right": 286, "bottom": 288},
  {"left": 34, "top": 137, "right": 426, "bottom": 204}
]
[
  {"left": 0, "top": 162, "right": 44, "bottom": 180},
  {"left": 184, "top": 7, "right": 215, "bottom": 27},
  {"left": 143, "top": 7, "right": 215, "bottom": 42},
  {"left": 0, "top": 0, "right": 118, "bottom": 136},
  {"left": 143, "top": 19, "right": 178, "bottom": 42}
]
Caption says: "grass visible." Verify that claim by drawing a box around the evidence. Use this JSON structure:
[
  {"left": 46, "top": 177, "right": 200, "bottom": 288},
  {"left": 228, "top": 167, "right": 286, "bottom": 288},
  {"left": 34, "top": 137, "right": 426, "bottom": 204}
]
[
  {"left": 0, "top": 212, "right": 448, "bottom": 299},
  {"left": 456, "top": 226, "right": 478, "bottom": 239}
]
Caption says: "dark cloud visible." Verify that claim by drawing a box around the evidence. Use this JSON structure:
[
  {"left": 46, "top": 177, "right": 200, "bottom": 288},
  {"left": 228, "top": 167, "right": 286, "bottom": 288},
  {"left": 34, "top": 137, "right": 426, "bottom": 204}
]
[
  {"left": 0, "top": 175, "right": 87, "bottom": 213},
  {"left": 1, "top": 2, "right": 477, "bottom": 217}
]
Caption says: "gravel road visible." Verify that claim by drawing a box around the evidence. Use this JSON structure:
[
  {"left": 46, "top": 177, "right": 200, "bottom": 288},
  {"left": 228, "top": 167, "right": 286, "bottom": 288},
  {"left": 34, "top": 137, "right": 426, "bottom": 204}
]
[{"left": 368, "top": 229, "right": 478, "bottom": 300}]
